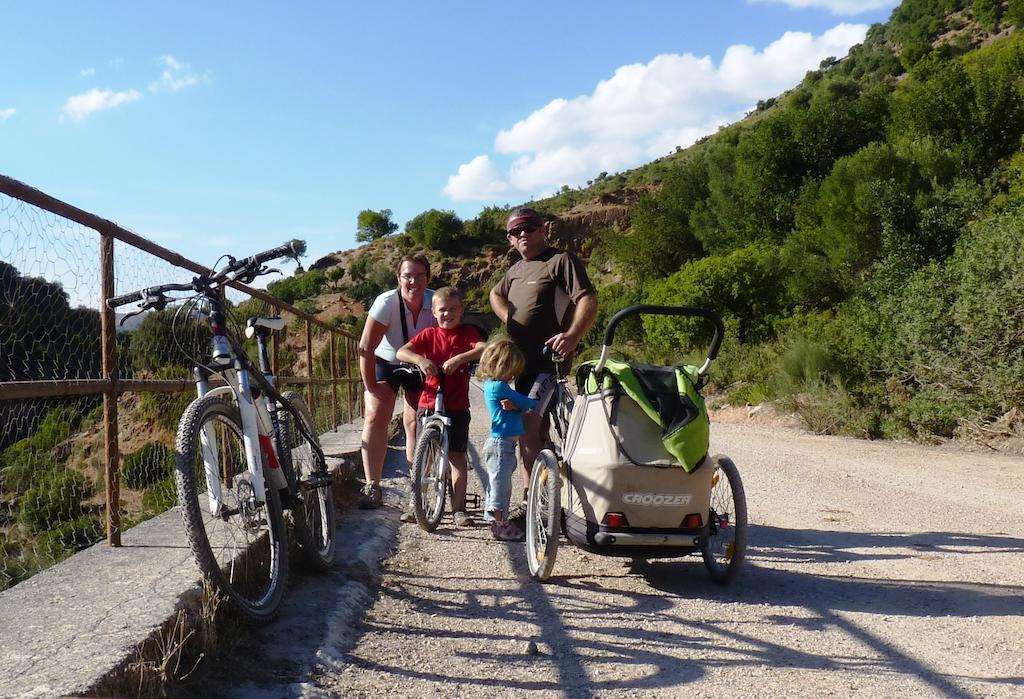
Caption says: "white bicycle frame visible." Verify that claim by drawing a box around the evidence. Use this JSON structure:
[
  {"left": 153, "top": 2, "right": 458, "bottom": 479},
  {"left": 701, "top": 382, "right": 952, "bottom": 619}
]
[{"left": 194, "top": 362, "right": 279, "bottom": 516}]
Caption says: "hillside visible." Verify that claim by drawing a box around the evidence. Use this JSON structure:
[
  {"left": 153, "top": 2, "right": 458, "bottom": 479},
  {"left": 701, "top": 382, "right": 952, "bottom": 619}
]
[{"left": 275, "top": 0, "right": 1024, "bottom": 452}]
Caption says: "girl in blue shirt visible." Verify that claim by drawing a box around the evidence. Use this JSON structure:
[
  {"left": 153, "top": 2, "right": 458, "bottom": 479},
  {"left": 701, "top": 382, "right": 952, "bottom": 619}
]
[{"left": 477, "top": 338, "right": 538, "bottom": 541}]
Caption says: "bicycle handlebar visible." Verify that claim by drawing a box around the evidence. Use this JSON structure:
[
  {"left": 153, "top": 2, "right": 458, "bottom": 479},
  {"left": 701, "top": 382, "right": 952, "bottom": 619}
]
[{"left": 106, "top": 241, "right": 299, "bottom": 309}]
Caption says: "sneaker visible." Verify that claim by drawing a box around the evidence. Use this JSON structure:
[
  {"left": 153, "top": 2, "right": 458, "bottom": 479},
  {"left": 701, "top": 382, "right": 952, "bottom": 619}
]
[
  {"left": 358, "top": 483, "right": 383, "bottom": 510},
  {"left": 491, "top": 520, "right": 525, "bottom": 542},
  {"left": 507, "top": 503, "right": 527, "bottom": 531},
  {"left": 453, "top": 510, "right": 474, "bottom": 527},
  {"left": 399, "top": 511, "right": 417, "bottom": 523}
]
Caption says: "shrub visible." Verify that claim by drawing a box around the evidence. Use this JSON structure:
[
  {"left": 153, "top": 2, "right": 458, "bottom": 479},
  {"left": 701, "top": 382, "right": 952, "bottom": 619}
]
[
  {"left": 120, "top": 443, "right": 174, "bottom": 490},
  {"left": 0, "top": 537, "right": 34, "bottom": 591},
  {"left": 142, "top": 476, "right": 178, "bottom": 515},
  {"left": 775, "top": 337, "right": 835, "bottom": 397},
  {"left": 18, "top": 468, "right": 91, "bottom": 532},
  {"left": 138, "top": 368, "right": 194, "bottom": 431},
  {"left": 1, "top": 452, "right": 63, "bottom": 497},
  {"left": 36, "top": 515, "right": 104, "bottom": 561},
  {"left": 130, "top": 309, "right": 210, "bottom": 374},
  {"left": 267, "top": 270, "right": 327, "bottom": 305}
]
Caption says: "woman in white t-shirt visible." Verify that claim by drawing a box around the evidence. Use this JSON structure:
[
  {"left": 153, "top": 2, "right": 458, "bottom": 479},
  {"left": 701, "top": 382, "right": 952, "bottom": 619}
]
[{"left": 356, "top": 254, "right": 436, "bottom": 509}]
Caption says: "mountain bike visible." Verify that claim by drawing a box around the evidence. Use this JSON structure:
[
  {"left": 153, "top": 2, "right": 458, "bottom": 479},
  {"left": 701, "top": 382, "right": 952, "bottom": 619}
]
[
  {"left": 525, "top": 350, "right": 570, "bottom": 579},
  {"left": 107, "top": 242, "right": 336, "bottom": 620},
  {"left": 410, "top": 370, "right": 454, "bottom": 532}
]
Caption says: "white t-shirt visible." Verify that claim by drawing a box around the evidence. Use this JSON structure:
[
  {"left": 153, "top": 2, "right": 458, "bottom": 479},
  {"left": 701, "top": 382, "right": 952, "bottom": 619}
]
[{"left": 367, "top": 288, "right": 436, "bottom": 362}]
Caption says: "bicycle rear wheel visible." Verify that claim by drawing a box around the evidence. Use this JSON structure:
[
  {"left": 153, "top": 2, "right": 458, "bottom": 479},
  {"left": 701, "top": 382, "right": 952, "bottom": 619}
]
[
  {"left": 701, "top": 455, "right": 748, "bottom": 585},
  {"left": 412, "top": 423, "right": 447, "bottom": 532},
  {"left": 279, "top": 391, "right": 336, "bottom": 572},
  {"left": 526, "top": 449, "right": 561, "bottom": 581},
  {"left": 175, "top": 396, "right": 288, "bottom": 620}
]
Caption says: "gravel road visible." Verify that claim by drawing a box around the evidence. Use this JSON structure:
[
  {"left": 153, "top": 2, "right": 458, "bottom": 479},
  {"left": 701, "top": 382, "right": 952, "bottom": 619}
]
[{"left": 191, "top": 382, "right": 1024, "bottom": 699}]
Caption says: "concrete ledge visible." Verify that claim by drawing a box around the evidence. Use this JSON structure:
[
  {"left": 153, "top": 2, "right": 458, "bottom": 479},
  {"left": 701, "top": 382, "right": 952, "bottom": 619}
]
[{"left": 0, "top": 422, "right": 365, "bottom": 699}]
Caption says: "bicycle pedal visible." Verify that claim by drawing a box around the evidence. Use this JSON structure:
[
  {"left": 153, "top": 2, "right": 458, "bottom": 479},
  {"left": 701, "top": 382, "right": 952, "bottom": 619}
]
[
  {"left": 302, "top": 474, "right": 333, "bottom": 489},
  {"left": 465, "top": 492, "right": 481, "bottom": 510}
]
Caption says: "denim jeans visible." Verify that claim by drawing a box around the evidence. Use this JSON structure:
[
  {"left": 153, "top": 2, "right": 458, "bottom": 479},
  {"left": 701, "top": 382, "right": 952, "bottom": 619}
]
[{"left": 483, "top": 436, "right": 518, "bottom": 518}]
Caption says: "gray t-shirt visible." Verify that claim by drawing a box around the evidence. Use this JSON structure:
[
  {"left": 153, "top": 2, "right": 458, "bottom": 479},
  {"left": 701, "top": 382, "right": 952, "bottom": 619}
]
[
  {"left": 367, "top": 288, "right": 436, "bottom": 362},
  {"left": 495, "top": 247, "right": 594, "bottom": 374}
]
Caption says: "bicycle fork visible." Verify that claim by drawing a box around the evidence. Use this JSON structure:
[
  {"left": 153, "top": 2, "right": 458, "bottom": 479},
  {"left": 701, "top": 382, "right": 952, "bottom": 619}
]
[{"left": 194, "top": 365, "right": 286, "bottom": 517}]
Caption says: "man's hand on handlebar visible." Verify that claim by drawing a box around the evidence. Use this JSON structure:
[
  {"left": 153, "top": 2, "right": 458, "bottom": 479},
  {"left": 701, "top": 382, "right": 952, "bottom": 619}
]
[{"left": 544, "top": 334, "right": 577, "bottom": 359}]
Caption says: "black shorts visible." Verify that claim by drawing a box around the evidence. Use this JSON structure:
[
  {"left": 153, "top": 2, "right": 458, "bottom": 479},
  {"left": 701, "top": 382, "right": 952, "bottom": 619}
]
[
  {"left": 375, "top": 357, "right": 423, "bottom": 397},
  {"left": 417, "top": 408, "right": 471, "bottom": 453}
]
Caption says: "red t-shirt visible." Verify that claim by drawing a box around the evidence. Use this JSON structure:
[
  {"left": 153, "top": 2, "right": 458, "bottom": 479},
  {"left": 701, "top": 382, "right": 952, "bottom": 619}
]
[{"left": 409, "top": 324, "right": 484, "bottom": 410}]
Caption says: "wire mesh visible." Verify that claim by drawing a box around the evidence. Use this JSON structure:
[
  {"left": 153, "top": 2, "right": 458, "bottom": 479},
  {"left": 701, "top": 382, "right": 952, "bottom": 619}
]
[
  {"left": 1, "top": 193, "right": 107, "bottom": 589},
  {"left": 1, "top": 186, "right": 363, "bottom": 591}
]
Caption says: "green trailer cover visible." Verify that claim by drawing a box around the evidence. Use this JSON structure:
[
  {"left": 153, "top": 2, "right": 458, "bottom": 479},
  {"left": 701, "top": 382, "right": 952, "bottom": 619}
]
[{"left": 578, "top": 359, "right": 709, "bottom": 472}]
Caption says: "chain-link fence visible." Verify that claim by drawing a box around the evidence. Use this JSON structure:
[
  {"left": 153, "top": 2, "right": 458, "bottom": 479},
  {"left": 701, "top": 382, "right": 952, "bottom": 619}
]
[{"left": 0, "top": 175, "right": 362, "bottom": 591}]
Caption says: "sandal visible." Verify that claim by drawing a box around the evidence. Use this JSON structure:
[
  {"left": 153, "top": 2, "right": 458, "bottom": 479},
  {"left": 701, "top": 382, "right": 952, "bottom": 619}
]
[
  {"left": 399, "top": 511, "right": 416, "bottom": 524},
  {"left": 491, "top": 520, "right": 525, "bottom": 542},
  {"left": 453, "top": 510, "right": 474, "bottom": 527}
]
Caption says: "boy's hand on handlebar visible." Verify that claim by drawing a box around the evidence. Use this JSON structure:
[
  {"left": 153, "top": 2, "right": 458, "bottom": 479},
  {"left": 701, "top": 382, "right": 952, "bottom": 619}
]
[
  {"left": 441, "top": 358, "right": 464, "bottom": 375},
  {"left": 417, "top": 358, "right": 439, "bottom": 377}
]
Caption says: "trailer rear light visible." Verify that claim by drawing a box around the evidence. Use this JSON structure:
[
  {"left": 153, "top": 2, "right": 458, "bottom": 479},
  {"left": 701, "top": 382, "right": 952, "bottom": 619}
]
[
  {"left": 603, "top": 512, "right": 629, "bottom": 528},
  {"left": 683, "top": 513, "right": 703, "bottom": 528}
]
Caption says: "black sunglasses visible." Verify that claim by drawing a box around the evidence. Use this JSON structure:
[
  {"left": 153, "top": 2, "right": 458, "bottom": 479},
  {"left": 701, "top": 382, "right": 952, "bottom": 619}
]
[{"left": 509, "top": 225, "right": 540, "bottom": 237}]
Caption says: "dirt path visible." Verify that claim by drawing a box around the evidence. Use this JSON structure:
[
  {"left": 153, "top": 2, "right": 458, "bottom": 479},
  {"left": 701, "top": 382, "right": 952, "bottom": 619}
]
[
  {"left": 192, "top": 383, "right": 1024, "bottom": 698},
  {"left": 317, "top": 384, "right": 1024, "bottom": 698}
]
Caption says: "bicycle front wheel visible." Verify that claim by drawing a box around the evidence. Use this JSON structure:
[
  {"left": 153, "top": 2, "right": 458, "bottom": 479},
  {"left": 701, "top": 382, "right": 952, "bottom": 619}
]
[
  {"left": 279, "top": 391, "right": 336, "bottom": 572},
  {"left": 412, "top": 423, "right": 447, "bottom": 532},
  {"left": 175, "top": 396, "right": 288, "bottom": 621},
  {"left": 526, "top": 449, "right": 561, "bottom": 581}
]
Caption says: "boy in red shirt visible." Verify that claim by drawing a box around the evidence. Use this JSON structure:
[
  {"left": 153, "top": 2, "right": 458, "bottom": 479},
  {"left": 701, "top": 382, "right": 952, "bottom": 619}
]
[{"left": 396, "top": 287, "right": 486, "bottom": 526}]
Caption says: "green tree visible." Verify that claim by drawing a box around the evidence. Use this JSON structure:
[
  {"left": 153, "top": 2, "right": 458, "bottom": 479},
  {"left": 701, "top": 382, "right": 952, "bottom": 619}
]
[
  {"left": 464, "top": 205, "right": 509, "bottom": 247},
  {"left": 643, "top": 244, "right": 785, "bottom": 348},
  {"left": 405, "top": 209, "right": 464, "bottom": 252},
  {"left": 129, "top": 308, "right": 211, "bottom": 374},
  {"left": 355, "top": 209, "right": 398, "bottom": 243},
  {"left": 604, "top": 156, "right": 706, "bottom": 283},
  {"left": 326, "top": 266, "right": 345, "bottom": 289},
  {"left": 972, "top": 0, "right": 1003, "bottom": 30},
  {"left": 1009, "top": 0, "right": 1024, "bottom": 26}
]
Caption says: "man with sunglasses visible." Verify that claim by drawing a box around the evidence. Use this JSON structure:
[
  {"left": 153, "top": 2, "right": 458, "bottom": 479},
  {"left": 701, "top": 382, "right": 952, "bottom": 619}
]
[{"left": 489, "top": 207, "right": 598, "bottom": 506}]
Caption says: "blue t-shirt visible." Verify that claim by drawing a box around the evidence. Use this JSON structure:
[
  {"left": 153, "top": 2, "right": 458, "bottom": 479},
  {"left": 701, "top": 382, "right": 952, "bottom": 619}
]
[{"left": 483, "top": 380, "right": 538, "bottom": 438}]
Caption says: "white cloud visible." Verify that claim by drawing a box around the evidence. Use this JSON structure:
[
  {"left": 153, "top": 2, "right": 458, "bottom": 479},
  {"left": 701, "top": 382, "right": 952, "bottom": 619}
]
[
  {"left": 0, "top": 108, "right": 15, "bottom": 122},
  {"left": 444, "top": 23, "right": 868, "bottom": 201},
  {"left": 442, "top": 155, "right": 511, "bottom": 200},
  {"left": 149, "top": 55, "right": 207, "bottom": 93},
  {"left": 60, "top": 88, "right": 142, "bottom": 121},
  {"left": 80, "top": 67, "right": 96, "bottom": 78},
  {"left": 750, "top": 0, "right": 897, "bottom": 15}
]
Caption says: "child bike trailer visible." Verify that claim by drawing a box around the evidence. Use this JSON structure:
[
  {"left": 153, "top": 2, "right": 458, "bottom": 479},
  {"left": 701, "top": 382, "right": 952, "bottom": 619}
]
[{"left": 526, "top": 305, "right": 747, "bottom": 585}]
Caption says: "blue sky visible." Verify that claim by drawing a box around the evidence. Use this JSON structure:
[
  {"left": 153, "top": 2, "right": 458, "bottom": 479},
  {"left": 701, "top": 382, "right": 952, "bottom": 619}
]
[{"left": 1, "top": 0, "right": 900, "bottom": 270}]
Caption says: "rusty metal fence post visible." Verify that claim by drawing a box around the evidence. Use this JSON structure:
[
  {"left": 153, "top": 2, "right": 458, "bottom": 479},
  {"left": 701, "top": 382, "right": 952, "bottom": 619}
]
[
  {"left": 305, "top": 319, "right": 315, "bottom": 420},
  {"left": 99, "top": 233, "right": 121, "bottom": 546},
  {"left": 329, "top": 334, "right": 338, "bottom": 428}
]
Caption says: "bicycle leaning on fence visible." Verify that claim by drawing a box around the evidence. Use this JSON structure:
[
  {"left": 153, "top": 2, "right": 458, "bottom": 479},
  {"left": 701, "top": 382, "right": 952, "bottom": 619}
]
[{"left": 107, "top": 242, "right": 336, "bottom": 620}]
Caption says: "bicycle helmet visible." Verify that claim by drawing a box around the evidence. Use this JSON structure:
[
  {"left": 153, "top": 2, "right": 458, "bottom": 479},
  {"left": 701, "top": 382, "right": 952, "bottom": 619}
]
[{"left": 505, "top": 208, "right": 545, "bottom": 233}]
